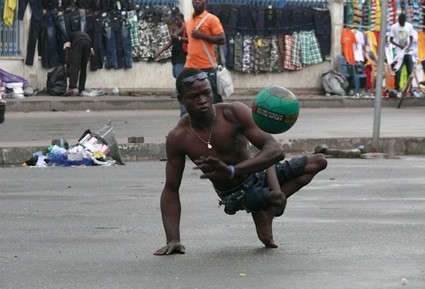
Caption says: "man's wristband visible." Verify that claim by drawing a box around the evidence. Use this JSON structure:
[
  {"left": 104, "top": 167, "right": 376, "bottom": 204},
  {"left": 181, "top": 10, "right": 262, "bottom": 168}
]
[{"left": 228, "top": 165, "right": 235, "bottom": 179}]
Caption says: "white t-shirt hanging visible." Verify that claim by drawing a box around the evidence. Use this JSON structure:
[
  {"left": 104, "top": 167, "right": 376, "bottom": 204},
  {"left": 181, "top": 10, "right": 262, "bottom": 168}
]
[{"left": 353, "top": 30, "right": 365, "bottom": 62}]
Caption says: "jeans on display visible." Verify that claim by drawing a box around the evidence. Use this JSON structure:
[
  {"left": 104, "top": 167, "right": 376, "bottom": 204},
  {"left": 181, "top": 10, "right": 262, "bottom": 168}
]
[
  {"left": 25, "top": 17, "right": 45, "bottom": 65},
  {"left": 69, "top": 9, "right": 81, "bottom": 32},
  {"left": 79, "top": 9, "right": 86, "bottom": 32},
  {"left": 111, "top": 13, "right": 124, "bottom": 69},
  {"left": 292, "top": 8, "right": 314, "bottom": 32},
  {"left": 120, "top": 13, "right": 133, "bottom": 69},
  {"left": 237, "top": 5, "right": 257, "bottom": 35},
  {"left": 87, "top": 13, "right": 105, "bottom": 70},
  {"left": 395, "top": 54, "right": 414, "bottom": 91},
  {"left": 102, "top": 13, "right": 118, "bottom": 69},
  {"left": 47, "top": 10, "right": 68, "bottom": 67},
  {"left": 227, "top": 6, "right": 239, "bottom": 34},
  {"left": 313, "top": 9, "right": 331, "bottom": 58},
  {"left": 226, "top": 36, "right": 235, "bottom": 69}
]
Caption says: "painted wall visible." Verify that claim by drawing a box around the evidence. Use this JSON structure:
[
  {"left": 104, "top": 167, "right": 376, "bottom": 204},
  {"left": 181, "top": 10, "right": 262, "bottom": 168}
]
[{"left": 1, "top": 0, "right": 343, "bottom": 93}]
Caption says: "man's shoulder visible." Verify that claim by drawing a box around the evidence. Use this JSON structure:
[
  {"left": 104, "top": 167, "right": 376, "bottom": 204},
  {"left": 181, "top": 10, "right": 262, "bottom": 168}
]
[
  {"left": 205, "top": 11, "right": 222, "bottom": 24},
  {"left": 167, "top": 118, "right": 189, "bottom": 142}
]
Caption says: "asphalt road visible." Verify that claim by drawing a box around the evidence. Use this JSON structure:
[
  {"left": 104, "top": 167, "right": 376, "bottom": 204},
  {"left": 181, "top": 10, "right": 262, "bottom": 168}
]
[
  {"left": 1, "top": 157, "right": 424, "bottom": 289},
  {"left": 1, "top": 107, "right": 425, "bottom": 148}
]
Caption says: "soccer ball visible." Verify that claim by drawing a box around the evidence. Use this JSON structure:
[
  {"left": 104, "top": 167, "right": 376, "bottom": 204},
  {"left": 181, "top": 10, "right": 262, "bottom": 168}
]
[{"left": 252, "top": 86, "right": 299, "bottom": 134}]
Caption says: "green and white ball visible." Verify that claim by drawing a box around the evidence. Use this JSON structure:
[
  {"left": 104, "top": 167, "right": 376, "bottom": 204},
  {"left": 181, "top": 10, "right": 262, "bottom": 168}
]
[{"left": 252, "top": 86, "right": 299, "bottom": 134}]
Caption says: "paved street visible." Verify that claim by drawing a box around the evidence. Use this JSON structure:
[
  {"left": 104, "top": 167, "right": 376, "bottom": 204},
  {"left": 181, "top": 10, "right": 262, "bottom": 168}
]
[
  {"left": 1, "top": 157, "right": 424, "bottom": 289},
  {"left": 1, "top": 107, "right": 425, "bottom": 148}
]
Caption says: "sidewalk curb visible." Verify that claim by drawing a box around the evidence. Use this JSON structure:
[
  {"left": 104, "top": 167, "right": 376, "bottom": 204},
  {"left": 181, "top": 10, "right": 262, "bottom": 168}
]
[
  {"left": 4, "top": 95, "right": 425, "bottom": 112},
  {"left": 1, "top": 137, "right": 424, "bottom": 166}
]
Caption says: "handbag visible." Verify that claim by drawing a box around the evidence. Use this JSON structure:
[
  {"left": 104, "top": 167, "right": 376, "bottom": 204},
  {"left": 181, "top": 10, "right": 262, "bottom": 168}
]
[
  {"left": 216, "top": 47, "right": 234, "bottom": 98},
  {"left": 200, "top": 43, "right": 234, "bottom": 98}
]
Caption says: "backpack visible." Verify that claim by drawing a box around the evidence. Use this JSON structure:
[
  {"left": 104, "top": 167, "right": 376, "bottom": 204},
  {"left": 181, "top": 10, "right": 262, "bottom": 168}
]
[
  {"left": 321, "top": 70, "right": 349, "bottom": 96},
  {"left": 46, "top": 65, "right": 67, "bottom": 96}
]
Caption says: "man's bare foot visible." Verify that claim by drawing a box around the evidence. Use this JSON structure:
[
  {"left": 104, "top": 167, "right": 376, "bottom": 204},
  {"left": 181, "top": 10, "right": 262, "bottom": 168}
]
[{"left": 252, "top": 210, "right": 278, "bottom": 248}]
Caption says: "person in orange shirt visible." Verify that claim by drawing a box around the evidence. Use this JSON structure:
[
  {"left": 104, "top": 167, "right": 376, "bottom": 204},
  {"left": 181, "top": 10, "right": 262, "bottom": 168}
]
[{"left": 185, "top": 0, "right": 225, "bottom": 104}]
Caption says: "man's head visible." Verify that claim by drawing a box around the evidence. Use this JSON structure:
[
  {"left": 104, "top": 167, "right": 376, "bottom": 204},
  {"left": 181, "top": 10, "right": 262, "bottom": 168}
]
[
  {"left": 176, "top": 68, "right": 212, "bottom": 110},
  {"left": 176, "top": 68, "right": 210, "bottom": 95},
  {"left": 174, "top": 12, "right": 184, "bottom": 27},
  {"left": 192, "top": 0, "right": 206, "bottom": 15},
  {"left": 398, "top": 13, "right": 406, "bottom": 26}
]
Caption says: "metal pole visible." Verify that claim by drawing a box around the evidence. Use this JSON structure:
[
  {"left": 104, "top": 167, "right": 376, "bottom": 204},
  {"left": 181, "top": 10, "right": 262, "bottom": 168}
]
[{"left": 372, "top": 0, "right": 389, "bottom": 149}]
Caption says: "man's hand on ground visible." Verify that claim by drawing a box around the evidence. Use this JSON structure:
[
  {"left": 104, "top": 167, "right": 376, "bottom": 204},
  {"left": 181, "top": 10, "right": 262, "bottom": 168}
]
[{"left": 154, "top": 240, "right": 185, "bottom": 255}]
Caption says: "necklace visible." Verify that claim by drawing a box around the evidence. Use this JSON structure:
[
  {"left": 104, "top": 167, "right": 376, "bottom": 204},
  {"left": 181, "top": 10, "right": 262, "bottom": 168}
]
[{"left": 188, "top": 107, "right": 216, "bottom": 149}]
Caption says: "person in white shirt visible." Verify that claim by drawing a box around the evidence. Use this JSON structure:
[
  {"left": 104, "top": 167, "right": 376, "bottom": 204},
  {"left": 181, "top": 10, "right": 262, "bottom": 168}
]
[{"left": 388, "top": 13, "right": 415, "bottom": 94}]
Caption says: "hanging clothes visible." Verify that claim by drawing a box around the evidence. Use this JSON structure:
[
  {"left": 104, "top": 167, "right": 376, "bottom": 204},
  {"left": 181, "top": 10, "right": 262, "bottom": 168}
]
[
  {"left": 341, "top": 28, "right": 356, "bottom": 64},
  {"left": 299, "top": 30, "right": 322, "bottom": 66},
  {"left": 3, "top": 0, "right": 17, "bottom": 27},
  {"left": 283, "top": 34, "right": 302, "bottom": 71},
  {"left": 353, "top": 29, "right": 366, "bottom": 62}
]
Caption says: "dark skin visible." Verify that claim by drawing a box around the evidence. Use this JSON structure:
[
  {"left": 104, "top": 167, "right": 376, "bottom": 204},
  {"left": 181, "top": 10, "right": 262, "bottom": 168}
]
[
  {"left": 190, "top": 0, "right": 225, "bottom": 46},
  {"left": 389, "top": 14, "right": 413, "bottom": 50},
  {"left": 154, "top": 78, "right": 328, "bottom": 255}
]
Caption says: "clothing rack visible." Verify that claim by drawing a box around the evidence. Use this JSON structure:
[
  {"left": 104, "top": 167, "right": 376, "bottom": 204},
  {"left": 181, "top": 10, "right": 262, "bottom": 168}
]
[{"left": 208, "top": 0, "right": 328, "bottom": 8}]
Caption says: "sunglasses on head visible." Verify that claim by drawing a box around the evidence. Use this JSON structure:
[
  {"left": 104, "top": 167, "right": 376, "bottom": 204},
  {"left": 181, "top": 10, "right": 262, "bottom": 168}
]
[{"left": 181, "top": 72, "right": 208, "bottom": 87}]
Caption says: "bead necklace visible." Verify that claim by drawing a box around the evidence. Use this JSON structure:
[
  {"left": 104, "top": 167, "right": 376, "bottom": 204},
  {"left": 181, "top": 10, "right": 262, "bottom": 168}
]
[{"left": 188, "top": 107, "right": 216, "bottom": 149}]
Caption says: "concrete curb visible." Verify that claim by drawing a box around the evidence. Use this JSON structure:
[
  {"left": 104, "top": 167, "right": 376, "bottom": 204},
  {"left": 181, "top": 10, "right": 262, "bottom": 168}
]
[
  {"left": 1, "top": 137, "right": 424, "bottom": 166},
  {"left": 4, "top": 95, "right": 425, "bottom": 112}
]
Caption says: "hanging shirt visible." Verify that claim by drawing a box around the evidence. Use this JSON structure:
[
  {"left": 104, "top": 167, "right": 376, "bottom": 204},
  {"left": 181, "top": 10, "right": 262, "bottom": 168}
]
[
  {"left": 3, "top": 0, "right": 17, "bottom": 27},
  {"left": 341, "top": 28, "right": 356, "bottom": 64},
  {"left": 417, "top": 31, "right": 425, "bottom": 60},
  {"left": 353, "top": 29, "right": 365, "bottom": 62}
]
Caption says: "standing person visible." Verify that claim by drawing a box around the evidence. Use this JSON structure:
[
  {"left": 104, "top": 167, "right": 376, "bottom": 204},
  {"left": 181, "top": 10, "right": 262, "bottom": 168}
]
[
  {"left": 154, "top": 68, "right": 328, "bottom": 255},
  {"left": 155, "top": 13, "right": 188, "bottom": 80},
  {"left": 155, "top": 13, "right": 188, "bottom": 116},
  {"left": 389, "top": 13, "right": 415, "bottom": 96},
  {"left": 185, "top": 0, "right": 225, "bottom": 104},
  {"left": 64, "top": 31, "right": 94, "bottom": 96}
]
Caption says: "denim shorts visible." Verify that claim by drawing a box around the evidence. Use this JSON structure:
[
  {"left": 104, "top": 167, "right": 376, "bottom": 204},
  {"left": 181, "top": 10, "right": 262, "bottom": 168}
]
[{"left": 215, "top": 156, "right": 308, "bottom": 215}]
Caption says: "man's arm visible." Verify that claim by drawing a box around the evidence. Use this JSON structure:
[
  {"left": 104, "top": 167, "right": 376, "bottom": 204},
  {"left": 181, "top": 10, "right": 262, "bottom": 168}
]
[
  {"left": 191, "top": 15, "right": 225, "bottom": 45},
  {"left": 154, "top": 132, "right": 186, "bottom": 255},
  {"left": 195, "top": 102, "right": 284, "bottom": 179},
  {"left": 230, "top": 102, "right": 284, "bottom": 177}
]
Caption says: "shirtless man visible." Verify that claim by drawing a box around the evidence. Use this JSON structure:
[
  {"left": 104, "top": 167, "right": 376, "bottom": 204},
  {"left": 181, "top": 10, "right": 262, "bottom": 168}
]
[{"left": 154, "top": 68, "right": 328, "bottom": 255}]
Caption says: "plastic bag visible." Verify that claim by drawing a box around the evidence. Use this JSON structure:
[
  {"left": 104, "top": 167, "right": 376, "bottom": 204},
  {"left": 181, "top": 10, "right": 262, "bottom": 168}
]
[{"left": 217, "top": 66, "right": 234, "bottom": 98}]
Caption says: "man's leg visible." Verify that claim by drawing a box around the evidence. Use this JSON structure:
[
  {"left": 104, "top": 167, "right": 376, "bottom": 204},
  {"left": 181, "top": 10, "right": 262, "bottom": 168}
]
[
  {"left": 279, "top": 154, "right": 327, "bottom": 198},
  {"left": 395, "top": 66, "right": 402, "bottom": 91},
  {"left": 251, "top": 154, "right": 327, "bottom": 248},
  {"left": 78, "top": 41, "right": 91, "bottom": 93},
  {"left": 251, "top": 209, "right": 278, "bottom": 248},
  {"left": 69, "top": 44, "right": 83, "bottom": 91}
]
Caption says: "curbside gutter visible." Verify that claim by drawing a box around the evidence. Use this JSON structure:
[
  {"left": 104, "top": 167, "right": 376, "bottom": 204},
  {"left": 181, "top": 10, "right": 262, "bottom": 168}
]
[{"left": 1, "top": 137, "right": 424, "bottom": 166}]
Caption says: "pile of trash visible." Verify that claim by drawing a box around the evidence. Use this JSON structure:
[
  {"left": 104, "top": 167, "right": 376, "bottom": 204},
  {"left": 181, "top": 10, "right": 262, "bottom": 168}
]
[
  {"left": 0, "top": 68, "right": 29, "bottom": 99},
  {"left": 23, "top": 122, "right": 125, "bottom": 167}
]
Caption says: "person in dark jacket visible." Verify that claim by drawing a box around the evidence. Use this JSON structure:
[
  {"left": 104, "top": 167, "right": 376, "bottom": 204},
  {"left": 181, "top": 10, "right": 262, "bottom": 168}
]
[{"left": 64, "top": 31, "right": 94, "bottom": 96}]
